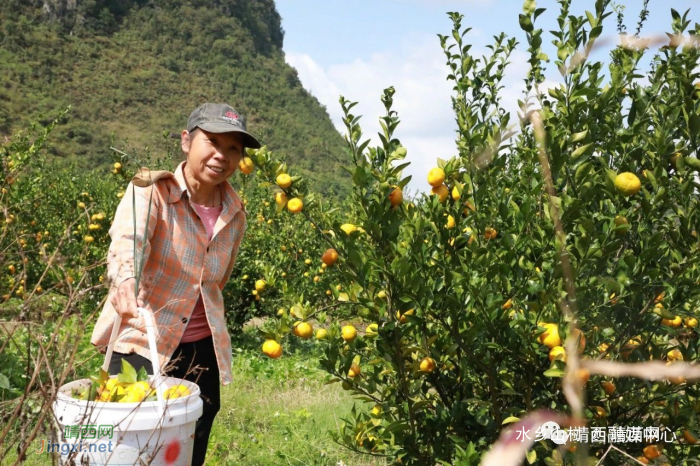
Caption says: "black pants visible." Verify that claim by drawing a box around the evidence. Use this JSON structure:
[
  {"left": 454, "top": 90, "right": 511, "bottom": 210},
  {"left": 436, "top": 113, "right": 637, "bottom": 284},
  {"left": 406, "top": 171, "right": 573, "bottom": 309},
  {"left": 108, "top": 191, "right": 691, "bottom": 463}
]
[{"left": 108, "top": 336, "right": 220, "bottom": 466}]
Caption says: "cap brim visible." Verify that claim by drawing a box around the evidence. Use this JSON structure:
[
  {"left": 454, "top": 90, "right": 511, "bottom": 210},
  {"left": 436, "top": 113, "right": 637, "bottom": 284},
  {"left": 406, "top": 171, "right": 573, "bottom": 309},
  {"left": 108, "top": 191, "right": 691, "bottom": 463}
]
[{"left": 196, "top": 122, "right": 262, "bottom": 149}]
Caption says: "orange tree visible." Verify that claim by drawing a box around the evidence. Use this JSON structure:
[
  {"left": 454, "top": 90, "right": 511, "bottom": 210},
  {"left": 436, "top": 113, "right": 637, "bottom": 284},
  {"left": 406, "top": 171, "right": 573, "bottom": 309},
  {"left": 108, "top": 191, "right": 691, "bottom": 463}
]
[
  {"left": 249, "top": 2, "right": 700, "bottom": 464},
  {"left": 222, "top": 170, "right": 345, "bottom": 331},
  {"left": 0, "top": 111, "right": 118, "bottom": 307}
]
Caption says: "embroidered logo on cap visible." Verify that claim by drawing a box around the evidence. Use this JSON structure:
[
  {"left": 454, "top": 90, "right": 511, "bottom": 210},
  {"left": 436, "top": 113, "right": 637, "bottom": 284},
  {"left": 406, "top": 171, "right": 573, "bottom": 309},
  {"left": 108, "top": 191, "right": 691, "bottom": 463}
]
[{"left": 223, "top": 110, "right": 242, "bottom": 127}]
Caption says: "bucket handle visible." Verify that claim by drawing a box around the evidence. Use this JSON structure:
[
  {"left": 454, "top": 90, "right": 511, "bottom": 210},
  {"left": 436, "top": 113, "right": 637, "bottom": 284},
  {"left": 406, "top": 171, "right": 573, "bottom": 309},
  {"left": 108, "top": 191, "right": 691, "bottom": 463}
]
[{"left": 101, "top": 307, "right": 167, "bottom": 415}]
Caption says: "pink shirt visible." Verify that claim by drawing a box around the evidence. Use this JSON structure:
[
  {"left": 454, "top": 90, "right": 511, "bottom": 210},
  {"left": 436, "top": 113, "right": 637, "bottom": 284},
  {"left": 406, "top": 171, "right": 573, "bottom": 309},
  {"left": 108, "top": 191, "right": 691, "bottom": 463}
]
[{"left": 180, "top": 202, "right": 224, "bottom": 343}]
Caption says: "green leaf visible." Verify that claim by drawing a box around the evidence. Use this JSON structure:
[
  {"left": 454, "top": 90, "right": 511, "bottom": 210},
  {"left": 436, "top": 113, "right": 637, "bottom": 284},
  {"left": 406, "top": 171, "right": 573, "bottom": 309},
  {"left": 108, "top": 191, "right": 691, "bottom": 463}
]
[
  {"left": 502, "top": 416, "right": 521, "bottom": 425},
  {"left": 384, "top": 420, "right": 410, "bottom": 433},
  {"left": 570, "top": 130, "right": 588, "bottom": 143},
  {"left": 547, "top": 87, "right": 562, "bottom": 101},
  {"left": 585, "top": 11, "right": 597, "bottom": 27},
  {"left": 571, "top": 143, "right": 594, "bottom": 159},
  {"left": 0, "top": 374, "right": 10, "bottom": 390},
  {"left": 522, "top": 0, "right": 537, "bottom": 15},
  {"left": 81, "top": 381, "right": 99, "bottom": 401},
  {"left": 574, "top": 162, "right": 592, "bottom": 185},
  {"left": 91, "top": 368, "right": 109, "bottom": 386},
  {"left": 353, "top": 166, "right": 369, "bottom": 187},
  {"left": 137, "top": 366, "right": 149, "bottom": 382},
  {"left": 526, "top": 449, "right": 537, "bottom": 464},
  {"left": 118, "top": 359, "right": 138, "bottom": 384},
  {"left": 684, "top": 157, "right": 700, "bottom": 171},
  {"left": 543, "top": 367, "right": 565, "bottom": 378},
  {"left": 519, "top": 14, "right": 534, "bottom": 32}
]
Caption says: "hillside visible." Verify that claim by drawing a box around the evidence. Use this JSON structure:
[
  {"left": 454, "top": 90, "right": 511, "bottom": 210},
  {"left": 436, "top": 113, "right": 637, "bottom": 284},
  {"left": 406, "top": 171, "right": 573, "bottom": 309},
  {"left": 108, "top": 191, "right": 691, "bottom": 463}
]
[{"left": 0, "top": 0, "right": 350, "bottom": 195}]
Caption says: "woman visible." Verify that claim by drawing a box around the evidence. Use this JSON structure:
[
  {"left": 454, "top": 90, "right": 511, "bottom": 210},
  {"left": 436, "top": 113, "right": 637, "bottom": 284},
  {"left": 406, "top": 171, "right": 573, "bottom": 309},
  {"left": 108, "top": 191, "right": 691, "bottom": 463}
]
[{"left": 91, "top": 103, "right": 260, "bottom": 465}]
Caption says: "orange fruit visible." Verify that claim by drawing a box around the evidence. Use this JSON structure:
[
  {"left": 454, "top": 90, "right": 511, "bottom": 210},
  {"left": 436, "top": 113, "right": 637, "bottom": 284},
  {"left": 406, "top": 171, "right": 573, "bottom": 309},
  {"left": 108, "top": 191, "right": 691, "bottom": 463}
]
[
  {"left": 602, "top": 381, "right": 616, "bottom": 396},
  {"left": 276, "top": 173, "right": 292, "bottom": 188},
  {"left": 293, "top": 321, "right": 314, "bottom": 339},
  {"left": 621, "top": 337, "right": 641, "bottom": 359},
  {"left": 549, "top": 346, "right": 567, "bottom": 362},
  {"left": 321, "top": 248, "right": 339, "bottom": 266},
  {"left": 662, "top": 315, "right": 682, "bottom": 327},
  {"left": 419, "top": 357, "right": 436, "bottom": 373},
  {"left": 613, "top": 215, "right": 629, "bottom": 235},
  {"left": 575, "top": 368, "right": 590, "bottom": 385},
  {"left": 348, "top": 363, "right": 361, "bottom": 378},
  {"left": 667, "top": 348, "right": 683, "bottom": 362},
  {"left": 614, "top": 172, "right": 641, "bottom": 196},
  {"left": 275, "top": 192, "right": 288, "bottom": 207},
  {"left": 287, "top": 198, "right": 303, "bottom": 213},
  {"left": 538, "top": 323, "right": 561, "bottom": 348},
  {"left": 427, "top": 167, "right": 445, "bottom": 187},
  {"left": 642, "top": 445, "right": 662, "bottom": 460},
  {"left": 163, "top": 384, "right": 191, "bottom": 400},
  {"left": 341, "top": 325, "right": 357, "bottom": 342},
  {"left": 365, "top": 323, "right": 379, "bottom": 337},
  {"left": 239, "top": 157, "right": 254, "bottom": 175},
  {"left": 431, "top": 184, "right": 449, "bottom": 203},
  {"left": 340, "top": 223, "right": 357, "bottom": 235},
  {"left": 462, "top": 201, "right": 476, "bottom": 216},
  {"left": 388, "top": 186, "right": 403, "bottom": 208},
  {"left": 483, "top": 227, "right": 497, "bottom": 240},
  {"left": 670, "top": 152, "right": 681, "bottom": 169},
  {"left": 262, "top": 340, "right": 282, "bottom": 359},
  {"left": 396, "top": 308, "right": 415, "bottom": 324}
]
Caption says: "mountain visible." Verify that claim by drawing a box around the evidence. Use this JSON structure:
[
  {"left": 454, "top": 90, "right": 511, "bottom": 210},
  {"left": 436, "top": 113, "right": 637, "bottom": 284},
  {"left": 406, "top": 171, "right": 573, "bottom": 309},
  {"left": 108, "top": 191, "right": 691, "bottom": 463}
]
[{"left": 0, "top": 0, "right": 350, "bottom": 195}]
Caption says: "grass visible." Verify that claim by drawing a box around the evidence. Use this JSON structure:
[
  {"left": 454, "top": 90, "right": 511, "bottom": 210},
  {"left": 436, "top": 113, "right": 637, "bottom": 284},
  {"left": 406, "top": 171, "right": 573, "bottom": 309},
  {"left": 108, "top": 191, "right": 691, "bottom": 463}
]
[
  {"left": 205, "top": 333, "right": 389, "bottom": 465},
  {"left": 2, "top": 323, "right": 389, "bottom": 465}
]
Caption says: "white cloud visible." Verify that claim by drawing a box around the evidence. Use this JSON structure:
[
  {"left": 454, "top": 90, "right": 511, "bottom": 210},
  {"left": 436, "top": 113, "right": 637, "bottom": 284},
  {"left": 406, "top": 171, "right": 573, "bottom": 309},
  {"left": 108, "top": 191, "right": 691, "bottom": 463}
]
[
  {"left": 286, "top": 33, "right": 554, "bottom": 193},
  {"left": 390, "top": 0, "right": 496, "bottom": 5}
]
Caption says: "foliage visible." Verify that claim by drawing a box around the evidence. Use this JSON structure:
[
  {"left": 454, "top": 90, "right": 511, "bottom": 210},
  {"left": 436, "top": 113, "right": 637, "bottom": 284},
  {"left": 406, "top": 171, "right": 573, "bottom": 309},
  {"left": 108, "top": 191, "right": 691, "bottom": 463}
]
[
  {"left": 2, "top": 1, "right": 700, "bottom": 465},
  {"left": 251, "top": 2, "right": 700, "bottom": 465},
  {"left": 0, "top": 0, "right": 351, "bottom": 196},
  {"left": 223, "top": 171, "right": 345, "bottom": 331}
]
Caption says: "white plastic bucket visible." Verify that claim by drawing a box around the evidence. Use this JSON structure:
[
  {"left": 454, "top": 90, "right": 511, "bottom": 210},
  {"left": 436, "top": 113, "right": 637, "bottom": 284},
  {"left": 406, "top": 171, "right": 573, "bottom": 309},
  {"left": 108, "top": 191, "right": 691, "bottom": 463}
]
[{"left": 52, "top": 308, "right": 204, "bottom": 465}]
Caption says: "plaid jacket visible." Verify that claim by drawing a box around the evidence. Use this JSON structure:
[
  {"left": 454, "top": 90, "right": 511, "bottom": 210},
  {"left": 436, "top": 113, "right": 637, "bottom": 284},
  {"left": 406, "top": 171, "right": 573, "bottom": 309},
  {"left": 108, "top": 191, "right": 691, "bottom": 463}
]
[{"left": 90, "top": 162, "right": 247, "bottom": 385}]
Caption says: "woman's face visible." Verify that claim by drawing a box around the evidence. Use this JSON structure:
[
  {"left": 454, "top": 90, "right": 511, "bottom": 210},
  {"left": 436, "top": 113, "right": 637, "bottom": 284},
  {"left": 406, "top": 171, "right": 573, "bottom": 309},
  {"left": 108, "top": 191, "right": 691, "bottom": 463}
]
[{"left": 181, "top": 129, "right": 243, "bottom": 186}]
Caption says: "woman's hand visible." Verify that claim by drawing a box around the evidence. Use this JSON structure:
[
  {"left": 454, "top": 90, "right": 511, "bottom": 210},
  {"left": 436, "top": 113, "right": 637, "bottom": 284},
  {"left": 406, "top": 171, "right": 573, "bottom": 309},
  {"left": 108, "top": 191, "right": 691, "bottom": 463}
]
[{"left": 111, "top": 278, "right": 144, "bottom": 319}]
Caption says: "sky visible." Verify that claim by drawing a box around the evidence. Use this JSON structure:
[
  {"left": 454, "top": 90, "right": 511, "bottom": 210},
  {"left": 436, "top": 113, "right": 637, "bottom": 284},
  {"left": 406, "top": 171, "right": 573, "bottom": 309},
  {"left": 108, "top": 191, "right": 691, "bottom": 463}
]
[{"left": 275, "top": 0, "right": 698, "bottom": 192}]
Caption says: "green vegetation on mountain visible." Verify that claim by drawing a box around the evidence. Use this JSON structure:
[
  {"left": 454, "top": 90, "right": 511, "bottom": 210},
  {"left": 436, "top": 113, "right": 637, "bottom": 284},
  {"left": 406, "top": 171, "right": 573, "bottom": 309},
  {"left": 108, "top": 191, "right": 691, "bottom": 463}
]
[{"left": 0, "top": 0, "right": 350, "bottom": 195}]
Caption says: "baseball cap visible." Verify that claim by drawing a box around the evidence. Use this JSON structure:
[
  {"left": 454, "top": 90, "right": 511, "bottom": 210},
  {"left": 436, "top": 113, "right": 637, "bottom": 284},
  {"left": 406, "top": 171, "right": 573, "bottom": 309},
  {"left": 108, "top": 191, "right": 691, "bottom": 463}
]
[{"left": 186, "top": 103, "right": 261, "bottom": 149}]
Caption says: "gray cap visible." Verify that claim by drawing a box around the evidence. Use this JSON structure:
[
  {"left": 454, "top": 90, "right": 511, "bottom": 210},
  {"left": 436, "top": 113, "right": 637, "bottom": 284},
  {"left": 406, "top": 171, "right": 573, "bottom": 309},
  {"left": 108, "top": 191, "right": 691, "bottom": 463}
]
[{"left": 187, "top": 103, "right": 261, "bottom": 149}]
